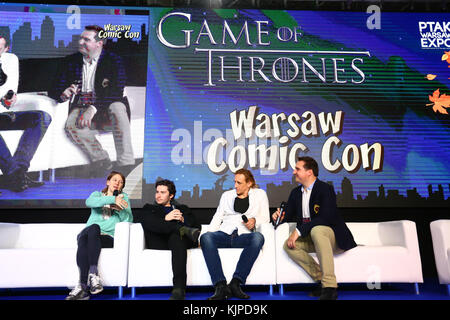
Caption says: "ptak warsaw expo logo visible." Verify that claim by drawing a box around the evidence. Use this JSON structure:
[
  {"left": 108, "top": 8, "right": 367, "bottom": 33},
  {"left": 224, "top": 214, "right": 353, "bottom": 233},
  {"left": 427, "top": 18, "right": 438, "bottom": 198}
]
[{"left": 419, "top": 21, "right": 450, "bottom": 49}]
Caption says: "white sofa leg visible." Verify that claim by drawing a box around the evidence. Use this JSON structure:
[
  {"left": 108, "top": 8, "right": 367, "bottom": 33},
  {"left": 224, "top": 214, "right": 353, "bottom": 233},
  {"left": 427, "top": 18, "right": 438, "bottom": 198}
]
[
  {"left": 447, "top": 284, "right": 450, "bottom": 296},
  {"left": 414, "top": 283, "right": 420, "bottom": 295},
  {"left": 39, "top": 171, "right": 43, "bottom": 182},
  {"left": 131, "top": 287, "right": 136, "bottom": 299},
  {"left": 269, "top": 285, "right": 273, "bottom": 296},
  {"left": 118, "top": 286, "right": 123, "bottom": 299},
  {"left": 51, "top": 169, "right": 55, "bottom": 183},
  {"left": 279, "top": 284, "right": 284, "bottom": 296}
]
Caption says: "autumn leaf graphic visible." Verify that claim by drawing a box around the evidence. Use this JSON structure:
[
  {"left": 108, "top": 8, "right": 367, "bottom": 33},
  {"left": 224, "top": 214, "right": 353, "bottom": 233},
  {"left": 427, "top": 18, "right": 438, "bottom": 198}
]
[
  {"left": 426, "top": 74, "right": 437, "bottom": 80},
  {"left": 428, "top": 89, "right": 450, "bottom": 114},
  {"left": 442, "top": 51, "right": 450, "bottom": 63}
]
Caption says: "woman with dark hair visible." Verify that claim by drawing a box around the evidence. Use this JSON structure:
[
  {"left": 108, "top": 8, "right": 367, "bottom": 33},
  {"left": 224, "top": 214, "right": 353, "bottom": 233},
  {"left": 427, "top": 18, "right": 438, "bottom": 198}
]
[{"left": 65, "top": 171, "right": 133, "bottom": 300}]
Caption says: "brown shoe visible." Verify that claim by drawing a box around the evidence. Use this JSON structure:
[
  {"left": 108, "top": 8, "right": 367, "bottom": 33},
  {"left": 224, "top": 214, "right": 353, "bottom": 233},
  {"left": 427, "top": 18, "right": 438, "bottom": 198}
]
[{"left": 319, "top": 287, "right": 338, "bottom": 300}]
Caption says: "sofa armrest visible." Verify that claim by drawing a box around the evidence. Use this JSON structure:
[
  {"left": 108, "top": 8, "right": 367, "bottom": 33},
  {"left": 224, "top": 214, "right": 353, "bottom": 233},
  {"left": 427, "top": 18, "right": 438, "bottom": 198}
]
[
  {"left": 129, "top": 223, "right": 146, "bottom": 253},
  {"left": 430, "top": 220, "right": 450, "bottom": 284},
  {"left": 113, "top": 222, "right": 131, "bottom": 253},
  {"left": 0, "top": 223, "right": 20, "bottom": 249},
  {"left": 377, "top": 220, "right": 416, "bottom": 247},
  {"left": 274, "top": 222, "right": 294, "bottom": 246}
]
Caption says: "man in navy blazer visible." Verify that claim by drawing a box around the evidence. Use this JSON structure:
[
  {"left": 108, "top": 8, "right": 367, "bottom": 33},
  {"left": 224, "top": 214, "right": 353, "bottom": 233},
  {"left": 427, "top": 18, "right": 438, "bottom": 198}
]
[
  {"left": 49, "top": 25, "right": 134, "bottom": 176},
  {"left": 273, "top": 156, "right": 356, "bottom": 300}
]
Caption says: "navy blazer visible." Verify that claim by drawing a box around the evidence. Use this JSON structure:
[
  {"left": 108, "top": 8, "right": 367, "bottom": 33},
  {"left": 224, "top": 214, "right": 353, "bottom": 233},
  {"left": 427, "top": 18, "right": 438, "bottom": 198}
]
[
  {"left": 284, "top": 179, "right": 357, "bottom": 251},
  {"left": 49, "top": 50, "right": 130, "bottom": 125}
]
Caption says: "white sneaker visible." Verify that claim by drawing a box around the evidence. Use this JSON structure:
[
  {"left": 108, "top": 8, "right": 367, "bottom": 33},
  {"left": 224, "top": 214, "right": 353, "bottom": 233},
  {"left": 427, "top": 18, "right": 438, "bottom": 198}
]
[
  {"left": 65, "top": 284, "right": 90, "bottom": 300},
  {"left": 88, "top": 273, "right": 103, "bottom": 294}
]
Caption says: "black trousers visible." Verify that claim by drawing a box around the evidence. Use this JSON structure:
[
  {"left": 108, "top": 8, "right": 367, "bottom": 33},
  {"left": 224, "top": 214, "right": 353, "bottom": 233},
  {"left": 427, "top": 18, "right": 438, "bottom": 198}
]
[
  {"left": 146, "top": 225, "right": 197, "bottom": 290},
  {"left": 76, "top": 224, "right": 114, "bottom": 285}
]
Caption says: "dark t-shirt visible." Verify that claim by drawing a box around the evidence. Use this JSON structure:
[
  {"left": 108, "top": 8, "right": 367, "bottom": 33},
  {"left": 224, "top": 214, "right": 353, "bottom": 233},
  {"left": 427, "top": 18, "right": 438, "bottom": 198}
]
[{"left": 234, "top": 196, "right": 249, "bottom": 214}]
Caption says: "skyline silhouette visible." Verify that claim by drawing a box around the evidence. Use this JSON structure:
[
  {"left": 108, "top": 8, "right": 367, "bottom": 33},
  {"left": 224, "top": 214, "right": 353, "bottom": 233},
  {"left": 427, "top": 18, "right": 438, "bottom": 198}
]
[
  {"left": 0, "top": 15, "right": 148, "bottom": 59},
  {"left": 143, "top": 176, "right": 450, "bottom": 208}
]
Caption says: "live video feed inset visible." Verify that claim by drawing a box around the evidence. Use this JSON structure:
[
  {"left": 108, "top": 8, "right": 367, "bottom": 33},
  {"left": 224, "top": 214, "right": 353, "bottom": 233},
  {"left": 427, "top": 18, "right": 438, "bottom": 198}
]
[{"left": 0, "top": 4, "right": 149, "bottom": 207}]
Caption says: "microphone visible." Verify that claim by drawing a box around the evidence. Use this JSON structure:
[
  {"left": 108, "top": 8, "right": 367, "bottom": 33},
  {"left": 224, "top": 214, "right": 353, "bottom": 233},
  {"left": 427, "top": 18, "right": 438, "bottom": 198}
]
[
  {"left": 70, "top": 80, "right": 82, "bottom": 105},
  {"left": 172, "top": 204, "right": 184, "bottom": 225},
  {"left": 242, "top": 215, "right": 254, "bottom": 232},
  {"left": 275, "top": 201, "right": 287, "bottom": 229},
  {"left": 109, "top": 190, "right": 120, "bottom": 214},
  {"left": 5, "top": 90, "right": 14, "bottom": 100},
  {"left": 2, "top": 90, "right": 15, "bottom": 110}
]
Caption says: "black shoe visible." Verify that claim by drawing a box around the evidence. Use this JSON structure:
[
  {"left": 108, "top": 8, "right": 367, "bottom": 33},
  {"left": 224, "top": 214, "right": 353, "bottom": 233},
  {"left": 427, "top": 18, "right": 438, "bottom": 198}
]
[
  {"left": 5, "top": 171, "right": 28, "bottom": 192},
  {"left": 169, "top": 288, "right": 185, "bottom": 300},
  {"left": 228, "top": 278, "right": 250, "bottom": 299},
  {"left": 308, "top": 281, "right": 322, "bottom": 297},
  {"left": 207, "top": 281, "right": 231, "bottom": 300},
  {"left": 319, "top": 287, "right": 338, "bottom": 300},
  {"left": 24, "top": 173, "right": 44, "bottom": 188},
  {"left": 90, "top": 158, "right": 113, "bottom": 177},
  {"left": 180, "top": 226, "right": 200, "bottom": 244}
]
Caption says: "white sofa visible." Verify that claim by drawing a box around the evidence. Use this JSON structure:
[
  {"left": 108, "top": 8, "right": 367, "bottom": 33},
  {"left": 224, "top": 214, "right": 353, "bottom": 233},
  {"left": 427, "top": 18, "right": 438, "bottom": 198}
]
[
  {"left": 430, "top": 219, "right": 450, "bottom": 295},
  {"left": 0, "top": 86, "right": 145, "bottom": 180},
  {"left": 127, "top": 223, "right": 277, "bottom": 297},
  {"left": 275, "top": 220, "right": 423, "bottom": 294},
  {"left": 0, "top": 222, "right": 131, "bottom": 298}
]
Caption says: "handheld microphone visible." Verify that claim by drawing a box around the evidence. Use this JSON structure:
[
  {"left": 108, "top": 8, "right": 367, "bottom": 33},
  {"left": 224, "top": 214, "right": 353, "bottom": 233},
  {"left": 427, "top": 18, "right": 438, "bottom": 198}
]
[
  {"left": 241, "top": 215, "right": 255, "bottom": 232},
  {"left": 2, "top": 90, "right": 15, "bottom": 109},
  {"left": 110, "top": 190, "right": 120, "bottom": 213},
  {"left": 70, "top": 80, "right": 82, "bottom": 104},
  {"left": 275, "top": 201, "right": 287, "bottom": 229},
  {"left": 5, "top": 90, "right": 14, "bottom": 100},
  {"left": 172, "top": 204, "right": 184, "bottom": 225}
]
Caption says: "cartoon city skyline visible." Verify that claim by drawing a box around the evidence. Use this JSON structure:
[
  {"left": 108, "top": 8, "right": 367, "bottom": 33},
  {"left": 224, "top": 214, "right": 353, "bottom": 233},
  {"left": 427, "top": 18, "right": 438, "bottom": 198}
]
[
  {"left": 143, "top": 175, "right": 450, "bottom": 208},
  {"left": 0, "top": 15, "right": 148, "bottom": 59}
]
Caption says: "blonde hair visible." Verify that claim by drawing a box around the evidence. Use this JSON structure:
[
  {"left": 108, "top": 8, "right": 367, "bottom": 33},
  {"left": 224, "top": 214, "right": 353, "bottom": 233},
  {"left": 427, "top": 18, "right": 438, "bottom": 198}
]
[{"left": 235, "top": 168, "right": 257, "bottom": 188}]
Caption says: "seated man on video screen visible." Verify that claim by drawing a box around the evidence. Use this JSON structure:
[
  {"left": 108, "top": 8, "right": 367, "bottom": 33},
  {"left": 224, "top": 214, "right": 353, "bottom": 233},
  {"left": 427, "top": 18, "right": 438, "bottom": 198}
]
[
  {"left": 0, "top": 35, "right": 51, "bottom": 192},
  {"left": 49, "top": 25, "right": 134, "bottom": 177}
]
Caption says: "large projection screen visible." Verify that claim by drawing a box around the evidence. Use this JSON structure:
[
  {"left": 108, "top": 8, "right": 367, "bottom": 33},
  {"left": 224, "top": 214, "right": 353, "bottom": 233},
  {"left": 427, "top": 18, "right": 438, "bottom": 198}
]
[{"left": 143, "top": 9, "right": 450, "bottom": 208}]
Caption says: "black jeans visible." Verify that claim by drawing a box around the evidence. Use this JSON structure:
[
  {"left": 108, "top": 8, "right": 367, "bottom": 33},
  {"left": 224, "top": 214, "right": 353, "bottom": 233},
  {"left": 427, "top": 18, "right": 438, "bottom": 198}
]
[
  {"left": 147, "top": 228, "right": 197, "bottom": 290},
  {"left": 76, "top": 224, "right": 113, "bottom": 285}
]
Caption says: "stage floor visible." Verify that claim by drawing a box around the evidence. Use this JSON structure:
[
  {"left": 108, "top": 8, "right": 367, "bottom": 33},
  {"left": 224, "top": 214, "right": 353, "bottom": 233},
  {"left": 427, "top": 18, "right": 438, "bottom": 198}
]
[{"left": 1, "top": 278, "right": 448, "bottom": 301}]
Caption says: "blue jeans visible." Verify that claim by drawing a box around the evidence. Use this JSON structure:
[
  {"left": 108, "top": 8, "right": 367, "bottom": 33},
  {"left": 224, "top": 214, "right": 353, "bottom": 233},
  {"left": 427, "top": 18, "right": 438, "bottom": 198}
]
[
  {"left": 200, "top": 230, "right": 265, "bottom": 286},
  {"left": 0, "top": 110, "right": 51, "bottom": 175}
]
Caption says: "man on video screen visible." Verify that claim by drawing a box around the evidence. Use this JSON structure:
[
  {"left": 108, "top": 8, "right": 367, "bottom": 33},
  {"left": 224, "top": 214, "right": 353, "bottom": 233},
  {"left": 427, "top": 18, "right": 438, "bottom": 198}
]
[{"left": 49, "top": 25, "right": 135, "bottom": 177}]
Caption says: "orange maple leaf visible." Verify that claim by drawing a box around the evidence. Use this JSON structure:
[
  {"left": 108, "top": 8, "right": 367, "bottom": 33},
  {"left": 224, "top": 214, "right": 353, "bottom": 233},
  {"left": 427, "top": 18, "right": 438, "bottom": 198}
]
[
  {"left": 428, "top": 89, "right": 450, "bottom": 114},
  {"left": 442, "top": 51, "right": 450, "bottom": 63}
]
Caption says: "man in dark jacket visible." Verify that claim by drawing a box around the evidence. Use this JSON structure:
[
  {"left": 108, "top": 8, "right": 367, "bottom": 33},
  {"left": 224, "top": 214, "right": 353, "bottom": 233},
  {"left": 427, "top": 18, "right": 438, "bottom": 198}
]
[
  {"left": 49, "top": 25, "right": 134, "bottom": 176},
  {"left": 137, "top": 179, "right": 200, "bottom": 300},
  {"left": 272, "top": 156, "right": 357, "bottom": 300}
]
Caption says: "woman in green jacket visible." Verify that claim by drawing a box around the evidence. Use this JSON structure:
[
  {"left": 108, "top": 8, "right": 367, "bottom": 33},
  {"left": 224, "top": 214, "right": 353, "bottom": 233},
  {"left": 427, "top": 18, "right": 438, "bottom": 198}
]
[{"left": 66, "top": 171, "right": 133, "bottom": 300}]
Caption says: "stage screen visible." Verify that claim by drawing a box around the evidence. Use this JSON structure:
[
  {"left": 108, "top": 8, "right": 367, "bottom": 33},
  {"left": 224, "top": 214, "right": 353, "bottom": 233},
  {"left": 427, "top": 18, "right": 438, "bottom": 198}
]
[
  {"left": 143, "top": 8, "right": 450, "bottom": 208},
  {"left": 0, "top": 5, "right": 449, "bottom": 208},
  {"left": 0, "top": 4, "right": 149, "bottom": 207}
]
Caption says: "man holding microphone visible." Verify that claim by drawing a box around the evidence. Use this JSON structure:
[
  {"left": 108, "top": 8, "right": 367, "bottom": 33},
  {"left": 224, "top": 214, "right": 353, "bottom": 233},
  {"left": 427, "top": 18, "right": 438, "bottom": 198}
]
[{"left": 272, "top": 156, "right": 356, "bottom": 300}]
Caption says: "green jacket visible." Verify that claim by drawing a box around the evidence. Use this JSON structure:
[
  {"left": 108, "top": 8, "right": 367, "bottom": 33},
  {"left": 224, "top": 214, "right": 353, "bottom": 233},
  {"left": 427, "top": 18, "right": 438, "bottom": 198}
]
[{"left": 85, "top": 191, "right": 133, "bottom": 237}]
